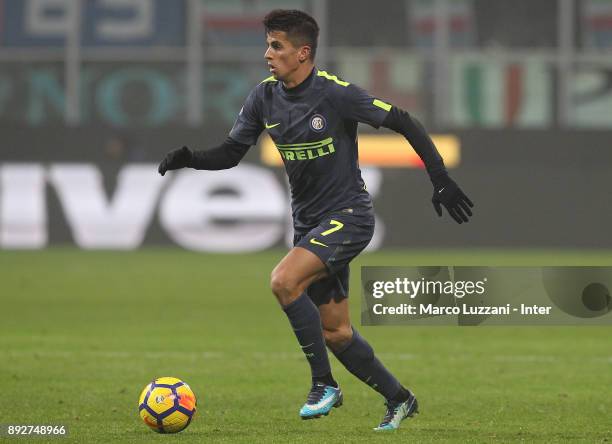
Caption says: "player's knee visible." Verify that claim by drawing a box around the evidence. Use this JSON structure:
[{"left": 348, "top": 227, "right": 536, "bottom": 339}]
[
  {"left": 270, "top": 270, "right": 300, "bottom": 305},
  {"left": 323, "top": 326, "right": 353, "bottom": 351}
]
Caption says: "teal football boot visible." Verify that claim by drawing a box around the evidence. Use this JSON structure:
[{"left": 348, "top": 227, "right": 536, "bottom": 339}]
[
  {"left": 299, "top": 382, "right": 343, "bottom": 419},
  {"left": 373, "top": 391, "right": 419, "bottom": 430}
]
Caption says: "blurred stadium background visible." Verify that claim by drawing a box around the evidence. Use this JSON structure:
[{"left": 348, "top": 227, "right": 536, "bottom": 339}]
[
  {"left": 1, "top": 0, "right": 611, "bottom": 250},
  {"left": 1, "top": 1, "right": 612, "bottom": 442}
]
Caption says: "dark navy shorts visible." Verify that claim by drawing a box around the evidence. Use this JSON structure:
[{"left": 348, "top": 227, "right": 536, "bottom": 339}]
[{"left": 293, "top": 209, "right": 375, "bottom": 306}]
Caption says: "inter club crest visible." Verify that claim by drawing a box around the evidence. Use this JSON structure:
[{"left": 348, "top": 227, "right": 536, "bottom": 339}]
[{"left": 310, "top": 114, "right": 326, "bottom": 132}]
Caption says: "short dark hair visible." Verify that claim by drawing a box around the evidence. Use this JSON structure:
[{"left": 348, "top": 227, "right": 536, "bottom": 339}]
[{"left": 263, "top": 9, "right": 319, "bottom": 60}]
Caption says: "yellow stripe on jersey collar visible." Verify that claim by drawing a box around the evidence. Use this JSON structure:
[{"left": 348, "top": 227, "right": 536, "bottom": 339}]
[
  {"left": 260, "top": 75, "right": 278, "bottom": 84},
  {"left": 316, "top": 70, "right": 350, "bottom": 87}
]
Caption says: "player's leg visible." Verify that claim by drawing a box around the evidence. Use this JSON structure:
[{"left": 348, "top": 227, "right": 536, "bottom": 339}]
[
  {"left": 319, "top": 293, "right": 406, "bottom": 398},
  {"left": 270, "top": 246, "right": 342, "bottom": 419},
  {"left": 279, "top": 210, "right": 375, "bottom": 419},
  {"left": 270, "top": 245, "right": 328, "bottom": 306},
  {"left": 271, "top": 246, "right": 333, "bottom": 382},
  {"left": 318, "top": 272, "right": 419, "bottom": 430}
]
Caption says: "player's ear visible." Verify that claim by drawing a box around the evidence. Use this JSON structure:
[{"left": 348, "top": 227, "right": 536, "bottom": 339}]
[{"left": 299, "top": 45, "right": 311, "bottom": 63}]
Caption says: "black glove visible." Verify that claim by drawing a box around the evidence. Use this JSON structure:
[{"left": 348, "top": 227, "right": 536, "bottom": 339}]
[
  {"left": 431, "top": 176, "right": 474, "bottom": 224},
  {"left": 158, "top": 146, "right": 193, "bottom": 176}
]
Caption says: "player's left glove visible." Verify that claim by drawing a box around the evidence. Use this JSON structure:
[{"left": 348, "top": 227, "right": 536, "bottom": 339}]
[{"left": 431, "top": 176, "right": 474, "bottom": 224}]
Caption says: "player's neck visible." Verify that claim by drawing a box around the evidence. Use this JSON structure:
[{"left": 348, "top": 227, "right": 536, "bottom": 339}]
[{"left": 282, "top": 64, "right": 315, "bottom": 89}]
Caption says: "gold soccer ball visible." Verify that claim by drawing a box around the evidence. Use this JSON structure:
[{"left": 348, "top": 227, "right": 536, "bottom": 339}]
[{"left": 138, "top": 377, "right": 197, "bottom": 433}]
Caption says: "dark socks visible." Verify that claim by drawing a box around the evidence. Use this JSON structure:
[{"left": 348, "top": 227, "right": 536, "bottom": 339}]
[
  {"left": 391, "top": 385, "right": 411, "bottom": 403},
  {"left": 313, "top": 372, "right": 338, "bottom": 388},
  {"left": 312, "top": 372, "right": 338, "bottom": 388},
  {"left": 333, "top": 327, "right": 403, "bottom": 400},
  {"left": 283, "top": 293, "right": 333, "bottom": 380}
]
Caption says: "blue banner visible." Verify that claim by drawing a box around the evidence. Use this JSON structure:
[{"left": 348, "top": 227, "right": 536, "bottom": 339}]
[{"left": 0, "top": 0, "right": 185, "bottom": 47}]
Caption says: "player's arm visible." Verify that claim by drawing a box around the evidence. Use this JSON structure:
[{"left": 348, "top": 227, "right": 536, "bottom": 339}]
[
  {"left": 158, "top": 138, "right": 250, "bottom": 175},
  {"left": 158, "top": 87, "right": 263, "bottom": 176},
  {"left": 381, "top": 106, "right": 473, "bottom": 224},
  {"left": 334, "top": 83, "right": 473, "bottom": 224}
]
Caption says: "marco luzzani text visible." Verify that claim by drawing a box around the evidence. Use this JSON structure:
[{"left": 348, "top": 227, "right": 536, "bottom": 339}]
[{"left": 370, "top": 278, "right": 552, "bottom": 316}]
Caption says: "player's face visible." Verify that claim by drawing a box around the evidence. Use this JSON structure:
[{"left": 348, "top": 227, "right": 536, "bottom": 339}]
[{"left": 264, "top": 31, "right": 307, "bottom": 81}]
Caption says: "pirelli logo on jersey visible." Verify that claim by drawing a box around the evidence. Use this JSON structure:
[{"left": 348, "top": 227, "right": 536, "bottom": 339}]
[{"left": 274, "top": 137, "right": 336, "bottom": 161}]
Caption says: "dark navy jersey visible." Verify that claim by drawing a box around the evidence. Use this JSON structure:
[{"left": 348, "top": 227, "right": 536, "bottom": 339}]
[{"left": 229, "top": 68, "right": 392, "bottom": 231}]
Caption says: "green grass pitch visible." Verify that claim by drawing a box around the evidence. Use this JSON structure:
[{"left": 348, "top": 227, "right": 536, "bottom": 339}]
[{"left": 1, "top": 248, "right": 611, "bottom": 443}]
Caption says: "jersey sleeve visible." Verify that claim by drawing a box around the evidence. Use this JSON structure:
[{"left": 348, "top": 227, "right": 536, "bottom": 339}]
[
  {"left": 337, "top": 84, "right": 392, "bottom": 128},
  {"left": 228, "top": 87, "right": 264, "bottom": 146}
]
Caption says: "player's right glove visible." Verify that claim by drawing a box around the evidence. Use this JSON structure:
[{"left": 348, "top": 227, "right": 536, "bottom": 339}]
[
  {"left": 431, "top": 176, "right": 474, "bottom": 224},
  {"left": 158, "top": 146, "right": 193, "bottom": 176}
]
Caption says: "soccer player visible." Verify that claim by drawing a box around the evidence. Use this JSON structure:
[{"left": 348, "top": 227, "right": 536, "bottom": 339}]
[{"left": 158, "top": 9, "right": 473, "bottom": 430}]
